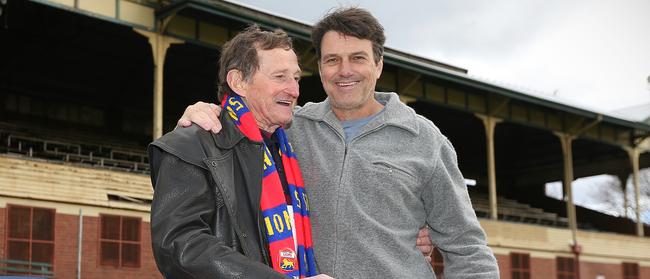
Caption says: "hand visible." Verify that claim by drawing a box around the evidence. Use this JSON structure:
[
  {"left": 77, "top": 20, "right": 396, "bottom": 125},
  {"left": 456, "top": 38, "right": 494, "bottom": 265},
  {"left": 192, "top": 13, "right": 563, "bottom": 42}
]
[
  {"left": 416, "top": 226, "right": 433, "bottom": 262},
  {"left": 306, "top": 275, "right": 335, "bottom": 279},
  {"left": 177, "top": 101, "right": 222, "bottom": 133}
]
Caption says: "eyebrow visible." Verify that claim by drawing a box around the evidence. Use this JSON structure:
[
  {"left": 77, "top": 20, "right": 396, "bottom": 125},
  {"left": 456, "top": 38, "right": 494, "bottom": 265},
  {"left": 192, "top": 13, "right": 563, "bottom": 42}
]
[
  {"left": 270, "top": 68, "right": 302, "bottom": 76},
  {"left": 322, "top": 51, "right": 370, "bottom": 59},
  {"left": 321, "top": 53, "right": 339, "bottom": 60},
  {"left": 350, "top": 51, "right": 370, "bottom": 57}
]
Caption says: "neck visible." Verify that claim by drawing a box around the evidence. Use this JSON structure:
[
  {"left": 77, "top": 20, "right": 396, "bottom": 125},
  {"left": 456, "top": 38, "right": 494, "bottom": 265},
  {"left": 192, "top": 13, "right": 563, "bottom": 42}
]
[
  {"left": 239, "top": 96, "right": 279, "bottom": 133},
  {"left": 332, "top": 98, "right": 383, "bottom": 121},
  {"left": 258, "top": 122, "right": 279, "bottom": 133},
  {"left": 252, "top": 109, "right": 279, "bottom": 133}
]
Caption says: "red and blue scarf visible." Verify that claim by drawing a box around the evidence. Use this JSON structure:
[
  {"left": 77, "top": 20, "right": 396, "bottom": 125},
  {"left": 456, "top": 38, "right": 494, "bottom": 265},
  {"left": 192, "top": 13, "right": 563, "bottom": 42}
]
[{"left": 222, "top": 94, "right": 316, "bottom": 278}]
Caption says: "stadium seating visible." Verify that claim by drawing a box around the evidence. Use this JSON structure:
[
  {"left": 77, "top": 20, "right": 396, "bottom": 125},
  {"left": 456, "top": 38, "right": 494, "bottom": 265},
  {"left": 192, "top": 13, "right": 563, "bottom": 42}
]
[
  {"left": 0, "top": 121, "right": 574, "bottom": 229},
  {"left": 470, "top": 191, "right": 569, "bottom": 227},
  {"left": 0, "top": 122, "right": 149, "bottom": 174}
]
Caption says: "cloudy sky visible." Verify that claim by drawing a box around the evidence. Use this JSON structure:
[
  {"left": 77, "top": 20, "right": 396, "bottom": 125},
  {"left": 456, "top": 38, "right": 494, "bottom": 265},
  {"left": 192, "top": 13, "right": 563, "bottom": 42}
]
[{"left": 229, "top": 0, "right": 650, "bottom": 121}]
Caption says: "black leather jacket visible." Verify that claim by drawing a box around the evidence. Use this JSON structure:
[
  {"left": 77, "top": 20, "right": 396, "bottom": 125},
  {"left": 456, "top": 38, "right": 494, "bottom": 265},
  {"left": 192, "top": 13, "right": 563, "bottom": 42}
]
[{"left": 148, "top": 112, "right": 285, "bottom": 279}]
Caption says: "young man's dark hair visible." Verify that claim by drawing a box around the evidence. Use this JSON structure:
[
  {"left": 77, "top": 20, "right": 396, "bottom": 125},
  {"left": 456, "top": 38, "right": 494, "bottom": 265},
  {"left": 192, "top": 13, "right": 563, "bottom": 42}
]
[
  {"left": 218, "top": 24, "right": 293, "bottom": 100},
  {"left": 311, "top": 7, "right": 385, "bottom": 64}
]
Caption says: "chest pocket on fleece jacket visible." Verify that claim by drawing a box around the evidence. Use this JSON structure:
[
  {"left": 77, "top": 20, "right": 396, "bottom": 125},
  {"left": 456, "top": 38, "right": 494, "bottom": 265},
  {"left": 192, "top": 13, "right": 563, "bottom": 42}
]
[{"left": 347, "top": 159, "right": 421, "bottom": 225}]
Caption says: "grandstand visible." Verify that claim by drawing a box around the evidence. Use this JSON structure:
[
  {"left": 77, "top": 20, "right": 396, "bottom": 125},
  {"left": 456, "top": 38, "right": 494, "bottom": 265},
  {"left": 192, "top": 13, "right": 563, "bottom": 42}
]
[
  {"left": 1, "top": 0, "right": 649, "bottom": 278},
  {"left": 1, "top": 122, "right": 149, "bottom": 174},
  {"left": 470, "top": 190, "right": 569, "bottom": 227}
]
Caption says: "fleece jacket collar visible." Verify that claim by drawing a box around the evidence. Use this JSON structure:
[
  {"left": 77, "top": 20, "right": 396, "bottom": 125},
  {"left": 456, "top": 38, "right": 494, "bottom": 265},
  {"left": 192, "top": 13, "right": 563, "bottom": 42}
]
[{"left": 294, "top": 92, "right": 420, "bottom": 137}]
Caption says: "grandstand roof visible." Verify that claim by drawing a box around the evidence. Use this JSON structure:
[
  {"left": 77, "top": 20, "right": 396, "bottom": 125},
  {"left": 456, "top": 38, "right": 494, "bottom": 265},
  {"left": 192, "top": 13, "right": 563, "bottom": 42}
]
[
  {"left": 28, "top": 0, "right": 650, "bottom": 135},
  {"left": 158, "top": 0, "right": 650, "bottom": 132},
  {"left": 612, "top": 103, "right": 650, "bottom": 123}
]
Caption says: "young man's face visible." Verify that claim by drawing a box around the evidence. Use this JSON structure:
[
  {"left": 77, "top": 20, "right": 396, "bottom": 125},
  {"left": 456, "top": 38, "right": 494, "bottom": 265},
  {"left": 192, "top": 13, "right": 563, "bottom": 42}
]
[
  {"left": 318, "top": 31, "right": 383, "bottom": 117},
  {"left": 241, "top": 47, "right": 301, "bottom": 130}
]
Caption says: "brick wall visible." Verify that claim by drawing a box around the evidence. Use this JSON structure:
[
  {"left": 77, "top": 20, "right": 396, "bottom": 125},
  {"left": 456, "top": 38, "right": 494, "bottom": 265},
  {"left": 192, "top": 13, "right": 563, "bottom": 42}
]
[
  {"left": 0, "top": 209, "right": 160, "bottom": 279},
  {"left": 492, "top": 254, "right": 650, "bottom": 279},
  {"left": 0, "top": 207, "right": 5, "bottom": 260},
  {"left": 74, "top": 215, "right": 161, "bottom": 279},
  {"left": 530, "top": 257, "right": 555, "bottom": 279},
  {"left": 3, "top": 204, "right": 650, "bottom": 278},
  {"left": 640, "top": 265, "right": 649, "bottom": 279},
  {"left": 580, "top": 261, "right": 622, "bottom": 279},
  {"left": 53, "top": 213, "right": 78, "bottom": 278},
  {"left": 496, "top": 254, "right": 511, "bottom": 279}
]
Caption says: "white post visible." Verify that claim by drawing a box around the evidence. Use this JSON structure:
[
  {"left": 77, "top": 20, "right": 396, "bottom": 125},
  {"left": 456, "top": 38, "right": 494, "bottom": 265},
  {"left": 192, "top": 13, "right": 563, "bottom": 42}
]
[{"left": 77, "top": 209, "right": 83, "bottom": 279}]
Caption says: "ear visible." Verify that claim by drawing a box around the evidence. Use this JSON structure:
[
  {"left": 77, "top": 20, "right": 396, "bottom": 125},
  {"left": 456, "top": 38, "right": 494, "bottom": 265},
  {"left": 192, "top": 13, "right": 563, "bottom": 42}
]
[
  {"left": 317, "top": 60, "right": 325, "bottom": 83},
  {"left": 226, "top": 69, "right": 248, "bottom": 97}
]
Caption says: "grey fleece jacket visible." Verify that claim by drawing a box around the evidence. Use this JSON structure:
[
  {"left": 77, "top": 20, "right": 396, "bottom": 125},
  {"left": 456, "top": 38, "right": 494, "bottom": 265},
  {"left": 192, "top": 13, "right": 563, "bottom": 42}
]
[{"left": 287, "top": 92, "right": 499, "bottom": 279}]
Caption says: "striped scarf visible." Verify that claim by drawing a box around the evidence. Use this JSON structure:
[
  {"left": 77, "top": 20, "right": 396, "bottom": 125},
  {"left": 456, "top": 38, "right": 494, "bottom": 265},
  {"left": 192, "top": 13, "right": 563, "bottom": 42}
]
[{"left": 222, "top": 94, "right": 316, "bottom": 278}]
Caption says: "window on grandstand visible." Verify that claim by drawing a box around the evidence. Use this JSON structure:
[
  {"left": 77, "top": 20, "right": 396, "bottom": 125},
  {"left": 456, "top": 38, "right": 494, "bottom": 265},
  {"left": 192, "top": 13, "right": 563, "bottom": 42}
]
[
  {"left": 6, "top": 205, "right": 55, "bottom": 276},
  {"left": 622, "top": 262, "right": 639, "bottom": 279},
  {"left": 556, "top": 257, "right": 576, "bottom": 279},
  {"left": 511, "top": 253, "right": 531, "bottom": 279},
  {"left": 99, "top": 215, "right": 141, "bottom": 268},
  {"left": 431, "top": 247, "right": 444, "bottom": 278}
]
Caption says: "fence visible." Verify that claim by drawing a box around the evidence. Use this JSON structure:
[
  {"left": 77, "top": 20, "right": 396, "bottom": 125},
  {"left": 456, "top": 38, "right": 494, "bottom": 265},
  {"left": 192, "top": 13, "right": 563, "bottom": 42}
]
[{"left": 0, "top": 259, "right": 53, "bottom": 278}]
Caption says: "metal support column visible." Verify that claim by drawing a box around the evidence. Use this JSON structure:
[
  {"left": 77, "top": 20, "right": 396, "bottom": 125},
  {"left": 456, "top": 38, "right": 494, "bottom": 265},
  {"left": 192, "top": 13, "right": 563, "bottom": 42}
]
[
  {"left": 134, "top": 18, "right": 181, "bottom": 140},
  {"left": 625, "top": 147, "right": 644, "bottom": 237},
  {"left": 556, "top": 132, "right": 577, "bottom": 243},
  {"left": 477, "top": 114, "right": 502, "bottom": 220}
]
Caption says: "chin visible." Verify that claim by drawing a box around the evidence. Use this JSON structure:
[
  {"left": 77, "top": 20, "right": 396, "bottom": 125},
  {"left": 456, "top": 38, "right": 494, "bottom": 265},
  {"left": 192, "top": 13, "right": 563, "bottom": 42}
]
[
  {"left": 331, "top": 100, "right": 361, "bottom": 110},
  {"left": 281, "top": 119, "right": 293, "bottom": 129}
]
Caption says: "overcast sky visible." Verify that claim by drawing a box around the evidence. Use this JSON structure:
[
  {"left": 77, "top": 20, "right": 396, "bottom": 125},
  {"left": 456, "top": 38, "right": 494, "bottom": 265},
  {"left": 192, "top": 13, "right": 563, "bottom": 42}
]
[{"left": 228, "top": 0, "right": 650, "bottom": 121}]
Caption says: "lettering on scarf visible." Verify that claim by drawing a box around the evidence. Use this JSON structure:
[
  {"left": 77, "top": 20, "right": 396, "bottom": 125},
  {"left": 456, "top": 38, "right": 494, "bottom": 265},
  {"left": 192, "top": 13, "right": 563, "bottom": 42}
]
[
  {"left": 228, "top": 97, "right": 244, "bottom": 110},
  {"left": 263, "top": 147, "right": 273, "bottom": 171},
  {"left": 226, "top": 96, "right": 245, "bottom": 121},
  {"left": 264, "top": 209, "right": 293, "bottom": 236},
  {"left": 291, "top": 188, "right": 310, "bottom": 211}
]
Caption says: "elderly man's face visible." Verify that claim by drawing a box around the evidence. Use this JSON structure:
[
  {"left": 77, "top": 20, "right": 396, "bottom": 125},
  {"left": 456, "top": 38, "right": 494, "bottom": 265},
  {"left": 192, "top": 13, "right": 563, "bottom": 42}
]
[{"left": 242, "top": 47, "right": 301, "bottom": 131}]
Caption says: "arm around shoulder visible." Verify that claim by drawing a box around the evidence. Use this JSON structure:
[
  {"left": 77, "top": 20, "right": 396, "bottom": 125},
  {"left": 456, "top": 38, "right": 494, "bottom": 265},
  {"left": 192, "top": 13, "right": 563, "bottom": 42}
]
[{"left": 421, "top": 139, "right": 500, "bottom": 278}]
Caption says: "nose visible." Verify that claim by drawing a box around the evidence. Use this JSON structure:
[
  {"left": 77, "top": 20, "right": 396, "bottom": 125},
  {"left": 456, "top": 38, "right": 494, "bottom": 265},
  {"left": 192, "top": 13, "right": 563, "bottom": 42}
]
[
  {"left": 337, "top": 59, "right": 353, "bottom": 77},
  {"left": 286, "top": 79, "right": 300, "bottom": 98}
]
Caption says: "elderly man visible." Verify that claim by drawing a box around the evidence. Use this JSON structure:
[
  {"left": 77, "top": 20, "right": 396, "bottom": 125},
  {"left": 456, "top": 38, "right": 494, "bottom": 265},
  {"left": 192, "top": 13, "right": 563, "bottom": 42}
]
[
  {"left": 178, "top": 8, "right": 500, "bottom": 279},
  {"left": 148, "top": 25, "right": 332, "bottom": 278}
]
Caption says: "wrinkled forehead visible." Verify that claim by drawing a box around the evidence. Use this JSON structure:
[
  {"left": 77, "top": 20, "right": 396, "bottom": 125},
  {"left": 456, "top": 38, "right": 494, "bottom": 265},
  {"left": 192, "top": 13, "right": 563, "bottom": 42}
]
[{"left": 256, "top": 47, "right": 301, "bottom": 73}]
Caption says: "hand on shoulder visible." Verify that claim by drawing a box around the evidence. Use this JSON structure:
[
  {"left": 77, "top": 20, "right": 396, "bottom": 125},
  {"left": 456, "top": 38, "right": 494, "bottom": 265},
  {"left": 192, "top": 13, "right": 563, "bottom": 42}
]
[{"left": 178, "top": 101, "right": 223, "bottom": 133}]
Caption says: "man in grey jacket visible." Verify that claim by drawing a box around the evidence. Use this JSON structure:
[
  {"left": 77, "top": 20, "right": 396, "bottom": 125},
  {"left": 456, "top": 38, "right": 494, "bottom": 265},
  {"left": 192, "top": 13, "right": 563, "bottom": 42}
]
[{"left": 179, "top": 7, "right": 499, "bottom": 279}]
